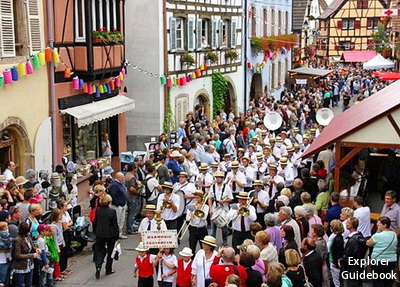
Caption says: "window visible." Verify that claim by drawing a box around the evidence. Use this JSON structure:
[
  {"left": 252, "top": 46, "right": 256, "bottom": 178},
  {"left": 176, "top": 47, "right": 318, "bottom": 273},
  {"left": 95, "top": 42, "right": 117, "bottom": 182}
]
[
  {"left": 176, "top": 18, "right": 184, "bottom": 50},
  {"left": 367, "top": 18, "right": 379, "bottom": 29},
  {"left": 263, "top": 9, "right": 268, "bottom": 36},
  {"left": 357, "top": 0, "right": 368, "bottom": 9},
  {"left": 198, "top": 19, "right": 209, "bottom": 49},
  {"left": 342, "top": 19, "right": 355, "bottom": 30},
  {"left": 175, "top": 96, "right": 189, "bottom": 125},
  {"left": 251, "top": 6, "right": 256, "bottom": 37},
  {"left": 219, "top": 19, "right": 229, "bottom": 48},
  {"left": 338, "top": 41, "right": 352, "bottom": 50},
  {"left": 285, "top": 11, "right": 289, "bottom": 34},
  {"left": 75, "top": 0, "right": 86, "bottom": 42},
  {"left": 278, "top": 10, "right": 282, "bottom": 35},
  {"left": 271, "top": 8, "right": 275, "bottom": 36},
  {"left": 0, "top": 0, "right": 42, "bottom": 57},
  {"left": 91, "top": 0, "right": 119, "bottom": 32}
]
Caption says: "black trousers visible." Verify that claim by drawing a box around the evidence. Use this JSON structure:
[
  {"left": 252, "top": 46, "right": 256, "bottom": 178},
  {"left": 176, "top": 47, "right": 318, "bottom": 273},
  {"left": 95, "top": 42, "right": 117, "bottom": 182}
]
[
  {"left": 256, "top": 212, "right": 266, "bottom": 230},
  {"left": 94, "top": 237, "right": 116, "bottom": 272},
  {"left": 188, "top": 226, "right": 208, "bottom": 255},
  {"left": 60, "top": 230, "right": 71, "bottom": 272},
  {"left": 165, "top": 219, "right": 177, "bottom": 230},
  {"left": 232, "top": 230, "right": 252, "bottom": 254},
  {"left": 372, "top": 261, "right": 397, "bottom": 287},
  {"left": 138, "top": 275, "right": 154, "bottom": 287}
]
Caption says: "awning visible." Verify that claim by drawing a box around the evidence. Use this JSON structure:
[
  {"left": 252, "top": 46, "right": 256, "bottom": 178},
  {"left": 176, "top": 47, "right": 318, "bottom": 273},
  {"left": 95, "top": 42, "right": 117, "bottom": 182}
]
[
  {"left": 60, "top": 95, "right": 135, "bottom": 127},
  {"left": 373, "top": 72, "right": 400, "bottom": 81},
  {"left": 288, "top": 67, "right": 332, "bottom": 77},
  {"left": 342, "top": 51, "right": 376, "bottom": 63}
]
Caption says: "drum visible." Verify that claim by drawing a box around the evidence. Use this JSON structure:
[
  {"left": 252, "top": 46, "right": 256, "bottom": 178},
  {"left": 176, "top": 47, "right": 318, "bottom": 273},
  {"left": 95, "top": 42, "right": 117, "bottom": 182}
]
[
  {"left": 175, "top": 190, "right": 186, "bottom": 218},
  {"left": 211, "top": 208, "right": 228, "bottom": 228}
]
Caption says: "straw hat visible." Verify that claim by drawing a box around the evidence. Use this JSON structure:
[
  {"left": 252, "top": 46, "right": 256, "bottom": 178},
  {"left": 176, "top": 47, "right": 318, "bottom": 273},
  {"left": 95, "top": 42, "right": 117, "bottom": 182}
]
[
  {"left": 260, "top": 130, "right": 267, "bottom": 135},
  {"left": 237, "top": 148, "right": 245, "bottom": 153},
  {"left": 143, "top": 204, "right": 157, "bottom": 212},
  {"left": 256, "top": 153, "right": 263, "bottom": 159},
  {"left": 211, "top": 162, "right": 219, "bottom": 168},
  {"left": 294, "top": 143, "right": 300, "bottom": 149},
  {"left": 0, "top": 175, "right": 7, "bottom": 183},
  {"left": 292, "top": 127, "right": 299, "bottom": 132},
  {"left": 179, "top": 247, "right": 193, "bottom": 257},
  {"left": 15, "top": 176, "right": 28, "bottom": 187},
  {"left": 269, "top": 137, "right": 276, "bottom": 142},
  {"left": 200, "top": 235, "right": 217, "bottom": 247},
  {"left": 178, "top": 172, "right": 189, "bottom": 178},
  {"left": 214, "top": 171, "right": 224, "bottom": 178},
  {"left": 252, "top": 180, "right": 263, "bottom": 186},
  {"left": 170, "top": 150, "right": 182, "bottom": 158},
  {"left": 286, "top": 146, "right": 294, "bottom": 152},
  {"left": 269, "top": 164, "right": 278, "bottom": 170},
  {"left": 193, "top": 190, "right": 205, "bottom": 197},
  {"left": 279, "top": 157, "right": 288, "bottom": 164},
  {"left": 241, "top": 156, "right": 250, "bottom": 161},
  {"left": 275, "top": 136, "right": 282, "bottom": 142},
  {"left": 236, "top": 191, "right": 250, "bottom": 200},
  {"left": 162, "top": 181, "right": 173, "bottom": 189},
  {"left": 135, "top": 242, "right": 149, "bottom": 252},
  {"left": 231, "top": 161, "right": 240, "bottom": 168},
  {"left": 199, "top": 163, "right": 209, "bottom": 170},
  {"left": 224, "top": 154, "right": 232, "bottom": 158}
]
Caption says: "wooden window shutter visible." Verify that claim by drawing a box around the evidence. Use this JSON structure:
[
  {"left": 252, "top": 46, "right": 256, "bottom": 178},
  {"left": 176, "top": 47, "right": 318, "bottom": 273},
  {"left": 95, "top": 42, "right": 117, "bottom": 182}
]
[
  {"left": 230, "top": 20, "right": 237, "bottom": 48},
  {"left": 356, "top": 1, "right": 361, "bottom": 9},
  {"left": 351, "top": 42, "right": 355, "bottom": 50},
  {"left": 211, "top": 19, "right": 217, "bottom": 49},
  {"left": 218, "top": 19, "right": 223, "bottom": 47},
  {"left": 0, "top": 0, "right": 15, "bottom": 57},
  {"left": 187, "top": 17, "right": 195, "bottom": 51},
  {"left": 196, "top": 18, "right": 202, "bottom": 50},
  {"left": 337, "top": 21, "right": 342, "bottom": 29},
  {"left": 355, "top": 20, "right": 361, "bottom": 29},
  {"left": 335, "top": 44, "right": 339, "bottom": 50},
  {"left": 169, "top": 17, "right": 177, "bottom": 52},
  {"left": 27, "top": 0, "right": 42, "bottom": 54}
]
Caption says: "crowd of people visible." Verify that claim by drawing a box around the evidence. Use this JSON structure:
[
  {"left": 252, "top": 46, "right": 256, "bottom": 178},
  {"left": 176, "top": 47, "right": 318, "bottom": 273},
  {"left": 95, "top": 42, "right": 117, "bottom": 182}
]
[{"left": 0, "top": 65, "right": 398, "bottom": 287}]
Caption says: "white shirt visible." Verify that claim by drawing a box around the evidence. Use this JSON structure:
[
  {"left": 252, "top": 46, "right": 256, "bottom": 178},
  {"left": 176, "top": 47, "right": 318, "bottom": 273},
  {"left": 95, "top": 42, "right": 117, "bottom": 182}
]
[
  {"left": 146, "top": 175, "right": 160, "bottom": 202},
  {"left": 157, "top": 193, "right": 180, "bottom": 220},
  {"left": 210, "top": 183, "right": 233, "bottom": 212},
  {"left": 174, "top": 181, "right": 196, "bottom": 213},
  {"left": 196, "top": 173, "right": 214, "bottom": 194},
  {"left": 225, "top": 170, "right": 246, "bottom": 193},
  {"left": 354, "top": 206, "right": 371, "bottom": 237},
  {"left": 226, "top": 205, "right": 257, "bottom": 232},
  {"left": 219, "top": 161, "right": 232, "bottom": 173},
  {"left": 191, "top": 249, "right": 218, "bottom": 287},
  {"left": 242, "top": 166, "right": 256, "bottom": 188},
  {"left": 264, "top": 174, "right": 285, "bottom": 198},
  {"left": 187, "top": 203, "right": 209, "bottom": 228},
  {"left": 260, "top": 243, "right": 278, "bottom": 263},
  {"left": 254, "top": 189, "right": 270, "bottom": 213},
  {"left": 277, "top": 164, "right": 295, "bottom": 187},
  {"left": 157, "top": 254, "right": 177, "bottom": 283},
  {"left": 255, "top": 161, "right": 268, "bottom": 179},
  {"left": 2, "top": 169, "right": 14, "bottom": 181},
  {"left": 138, "top": 217, "right": 167, "bottom": 234}
]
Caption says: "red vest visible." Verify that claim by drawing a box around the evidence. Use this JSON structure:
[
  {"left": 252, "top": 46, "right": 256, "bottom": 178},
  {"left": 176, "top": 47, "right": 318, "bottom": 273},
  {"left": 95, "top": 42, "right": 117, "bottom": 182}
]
[
  {"left": 135, "top": 254, "right": 154, "bottom": 278},
  {"left": 176, "top": 258, "right": 192, "bottom": 287}
]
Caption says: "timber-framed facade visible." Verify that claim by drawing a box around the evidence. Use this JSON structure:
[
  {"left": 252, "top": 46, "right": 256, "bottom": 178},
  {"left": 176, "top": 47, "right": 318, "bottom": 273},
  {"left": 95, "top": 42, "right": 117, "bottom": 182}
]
[{"left": 316, "top": 0, "right": 388, "bottom": 63}]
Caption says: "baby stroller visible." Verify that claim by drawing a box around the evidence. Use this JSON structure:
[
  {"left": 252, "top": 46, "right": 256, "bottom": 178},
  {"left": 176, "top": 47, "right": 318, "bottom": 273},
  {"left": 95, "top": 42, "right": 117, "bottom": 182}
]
[{"left": 70, "top": 205, "right": 96, "bottom": 253}]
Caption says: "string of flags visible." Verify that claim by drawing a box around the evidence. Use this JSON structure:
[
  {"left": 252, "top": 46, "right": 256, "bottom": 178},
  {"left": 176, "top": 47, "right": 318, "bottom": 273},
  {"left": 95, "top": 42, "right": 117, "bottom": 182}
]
[
  {"left": 70, "top": 68, "right": 126, "bottom": 98},
  {"left": 0, "top": 47, "right": 60, "bottom": 87},
  {"left": 246, "top": 48, "right": 289, "bottom": 74}
]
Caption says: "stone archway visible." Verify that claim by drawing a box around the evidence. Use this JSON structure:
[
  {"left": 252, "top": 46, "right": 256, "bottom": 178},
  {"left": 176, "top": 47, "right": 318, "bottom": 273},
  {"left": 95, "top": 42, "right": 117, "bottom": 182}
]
[
  {"left": 194, "top": 89, "right": 211, "bottom": 120},
  {"left": 0, "top": 117, "right": 33, "bottom": 174},
  {"left": 224, "top": 76, "right": 237, "bottom": 115}
]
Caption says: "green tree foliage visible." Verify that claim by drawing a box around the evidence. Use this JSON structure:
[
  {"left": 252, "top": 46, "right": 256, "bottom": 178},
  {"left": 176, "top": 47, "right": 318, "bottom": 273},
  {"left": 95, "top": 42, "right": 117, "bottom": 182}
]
[
  {"left": 372, "top": 23, "right": 390, "bottom": 53},
  {"left": 212, "top": 72, "right": 228, "bottom": 117}
]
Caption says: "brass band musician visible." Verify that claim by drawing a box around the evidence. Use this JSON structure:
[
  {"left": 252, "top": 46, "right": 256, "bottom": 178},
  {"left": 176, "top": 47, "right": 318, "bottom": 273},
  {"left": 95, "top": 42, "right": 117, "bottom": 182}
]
[{"left": 156, "top": 181, "right": 180, "bottom": 230}]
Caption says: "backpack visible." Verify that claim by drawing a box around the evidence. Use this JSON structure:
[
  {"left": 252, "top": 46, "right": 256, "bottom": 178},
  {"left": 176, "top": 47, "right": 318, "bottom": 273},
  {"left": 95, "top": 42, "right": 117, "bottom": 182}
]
[
  {"left": 0, "top": 231, "right": 12, "bottom": 250},
  {"left": 141, "top": 176, "right": 156, "bottom": 200},
  {"left": 220, "top": 139, "right": 230, "bottom": 156},
  {"left": 347, "top": 232, "right": 368, "bottom": 260}
]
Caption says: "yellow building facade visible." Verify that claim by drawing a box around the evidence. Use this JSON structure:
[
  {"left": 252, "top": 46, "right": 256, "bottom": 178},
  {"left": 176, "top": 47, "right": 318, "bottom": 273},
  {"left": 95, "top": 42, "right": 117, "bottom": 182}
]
[
  {"left": 0, "top": 0, "right": 49, "bottom": 175},
  {"left": 317, "top": 0, "right": 388, "bottom": 63}
]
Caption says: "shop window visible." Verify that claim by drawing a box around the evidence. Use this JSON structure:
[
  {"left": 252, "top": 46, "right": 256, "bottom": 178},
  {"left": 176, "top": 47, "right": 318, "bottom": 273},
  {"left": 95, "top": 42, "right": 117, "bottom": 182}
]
[{"left": 62, "top": 115, "right": 112, "bottom": 164}]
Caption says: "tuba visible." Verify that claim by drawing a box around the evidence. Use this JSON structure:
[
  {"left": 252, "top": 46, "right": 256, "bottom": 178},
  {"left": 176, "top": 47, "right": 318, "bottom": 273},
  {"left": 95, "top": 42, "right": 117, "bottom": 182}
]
[
  {"left": 316, "top": 108, "right": 334, "bottom": 126},
  {"left": 263, "top": 111, "right": 283, "bottom": 131}
]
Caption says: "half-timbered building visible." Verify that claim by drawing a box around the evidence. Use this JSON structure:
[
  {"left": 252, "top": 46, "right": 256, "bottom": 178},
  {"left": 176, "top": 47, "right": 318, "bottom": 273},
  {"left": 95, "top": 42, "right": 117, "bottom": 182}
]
[
  {"left": 317, "top": 0, "right": 389, "bottom": 63},
  {"left": 126, "top": 0, "right": 243, "bottom": 148},
  {"left": 52, "top": 0, "right": 133, "bottom": 182}
]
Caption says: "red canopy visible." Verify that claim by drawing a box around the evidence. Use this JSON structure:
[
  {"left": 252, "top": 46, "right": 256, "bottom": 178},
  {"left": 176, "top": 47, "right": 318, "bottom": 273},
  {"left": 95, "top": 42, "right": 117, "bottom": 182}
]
[
  {"left": 373, "top": 72, "right": 400, "bottom": 81},
  {"left": 342, "top": 51, "right": 376, "bottom": 62}
]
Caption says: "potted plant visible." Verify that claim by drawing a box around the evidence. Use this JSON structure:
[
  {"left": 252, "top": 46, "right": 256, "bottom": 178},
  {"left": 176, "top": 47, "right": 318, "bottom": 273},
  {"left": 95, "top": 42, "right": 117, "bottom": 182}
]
[
  {"left": 109, "top": 28, "right": 124, "bottom": 43},
  {"left": 92, "top": 27, "right": 110, "bottom": 43},
  {"left": 205, "top": 51, "right": 219, "bottom": 64},
  {"left": 225, "top": 49, "right": 239, "bottom": 61},
  {"left": 180, "top": 52, "right": 195, "bottom": 68}
]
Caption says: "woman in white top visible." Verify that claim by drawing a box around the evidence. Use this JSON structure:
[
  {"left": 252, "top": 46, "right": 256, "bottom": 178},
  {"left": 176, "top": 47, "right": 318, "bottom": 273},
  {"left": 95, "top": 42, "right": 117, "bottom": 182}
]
[
  {"left": 186, "top": 153, "right": 199, "bottom": 183},
  {"left": 153, "top": 248, "right": 177, "bottom": 287},
  {"left": 191, "top": 236, "right": 218, "bottom": 287}
]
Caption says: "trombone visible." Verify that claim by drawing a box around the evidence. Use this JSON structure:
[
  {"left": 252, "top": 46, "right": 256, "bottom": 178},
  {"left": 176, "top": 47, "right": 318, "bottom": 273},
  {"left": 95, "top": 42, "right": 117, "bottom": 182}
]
[
  {"left": 227, "top": 191, "right": 254, "bottom": 229},
  {"left": 177, "top": 194, "right": 208, "bottom": 240}
]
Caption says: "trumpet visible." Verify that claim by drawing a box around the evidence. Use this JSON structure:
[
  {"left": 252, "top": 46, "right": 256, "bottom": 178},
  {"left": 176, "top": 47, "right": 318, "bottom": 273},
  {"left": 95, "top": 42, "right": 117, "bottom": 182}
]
[
  {"left": 162, "top": 193, "right": 173, "bottom": 209},
  {"left": 177, "top": 194, "right": 208, "bottom": 240},
  {"left": 155, "top": 209, "right": 163, "bottom": 230},
  {"left": 227, "top": 191, "right": 254, "bottom": 229}
]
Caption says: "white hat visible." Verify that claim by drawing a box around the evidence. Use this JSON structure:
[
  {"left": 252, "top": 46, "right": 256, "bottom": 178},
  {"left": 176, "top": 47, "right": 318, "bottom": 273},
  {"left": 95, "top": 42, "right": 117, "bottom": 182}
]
[
  {"left": 135, "top": 242, "right": 149, "bottom": 252},
  {"left": 179, "top": 247, "right": 193, "bottom": 257}
]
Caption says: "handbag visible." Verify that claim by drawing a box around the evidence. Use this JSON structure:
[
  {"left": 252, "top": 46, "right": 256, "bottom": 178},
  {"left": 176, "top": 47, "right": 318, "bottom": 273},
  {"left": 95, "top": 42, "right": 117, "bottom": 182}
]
[
  {"left": 300, "top": 264, "right": 313, "bottom": 287},
  {"left": 89, "top": 198, "right": 98, "bottom": 223}
]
